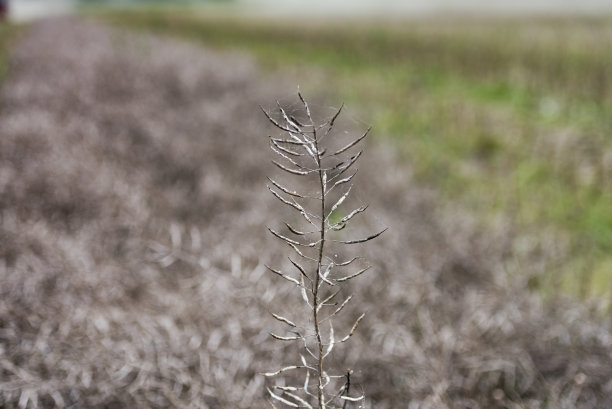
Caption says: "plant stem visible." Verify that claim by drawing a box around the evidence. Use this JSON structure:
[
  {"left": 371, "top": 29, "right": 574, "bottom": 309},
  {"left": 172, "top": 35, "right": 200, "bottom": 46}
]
[{"left": 313, "top": 134, "right": 326, "bottom": 409}]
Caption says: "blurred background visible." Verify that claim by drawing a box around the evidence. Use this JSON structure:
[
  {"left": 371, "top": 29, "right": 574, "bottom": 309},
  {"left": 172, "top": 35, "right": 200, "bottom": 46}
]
[
  {"left": 5, "top": 0, "right": 612, "bottom": 20},
  {"left": 1, "top": 0, "right": 612, "bottom": 408}
]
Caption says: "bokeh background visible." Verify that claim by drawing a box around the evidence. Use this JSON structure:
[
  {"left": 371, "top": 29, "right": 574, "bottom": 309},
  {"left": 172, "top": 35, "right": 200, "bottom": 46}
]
[{"left": 1, "top": 1, "right": 612, "bottom": 408}]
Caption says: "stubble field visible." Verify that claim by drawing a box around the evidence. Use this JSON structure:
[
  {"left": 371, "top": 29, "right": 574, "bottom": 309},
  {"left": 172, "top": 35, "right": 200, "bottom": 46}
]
[{"left": 1, "top": 17, "right": 612, "bottom": 408}]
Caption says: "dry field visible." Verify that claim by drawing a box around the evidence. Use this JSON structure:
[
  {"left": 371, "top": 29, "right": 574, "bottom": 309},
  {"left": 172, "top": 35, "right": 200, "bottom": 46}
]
[{"left": 1, "top": 18, "right": 612, "bottom": 408}]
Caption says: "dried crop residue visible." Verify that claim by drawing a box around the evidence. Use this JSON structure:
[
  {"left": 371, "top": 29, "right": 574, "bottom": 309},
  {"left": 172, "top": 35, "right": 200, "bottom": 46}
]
[{"left": 0, "top": 17, "right": 611, "bottom": 408}]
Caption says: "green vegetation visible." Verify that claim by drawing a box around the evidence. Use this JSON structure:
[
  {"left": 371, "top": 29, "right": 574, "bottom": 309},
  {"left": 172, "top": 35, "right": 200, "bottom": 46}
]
[
  {"left": 99, "top": 9, "right": 612, "bottom": 299},
  {"left": 0, "top": 24, "right": 19, "bottom": 85}
]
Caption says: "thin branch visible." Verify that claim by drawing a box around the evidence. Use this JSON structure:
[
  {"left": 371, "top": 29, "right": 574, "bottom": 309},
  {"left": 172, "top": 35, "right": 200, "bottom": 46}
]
[
  {"left": 261, "top": 366, "right": 305, "bottom": 377},
  {"left": 265, "top": 264, "right": 301, "bottom": 286},
  {"left": 339, "top": 314, "right": 365, "bottom": 343},
  {"left": 268, "top": 178, "right": 306, "bottom": 199},
  {"left": 325, "top": 295, "right": 353, "bottom": 320},
  {"left": 290, "top": 115, "right": 306, "bottom": 127},
  {"left": 326, "top": 186, "right": 352, "bottom": 221},
  {"left": 268, "top": 227, "right": 321, "bottom": 247},
  {"left": 267, "top": 227, "right": 308, "bottom": 247},
  {"left": 335, "top": 228, "right": 388, "bottom": 245},
  {"left": 267, "top": 189, "right": 318, "bottom": 227},
  {"left": 261, "top": 106, "right": 298, "bottom": 133},
  {"left": 340, "top": 395, "right": 365, "bottom": 402},
  {"left": 268, "top": 187, "right": 306, "bottom": 213},
  {"left": 270, "top": 333, "right": 302, "bottom": 342},
  {"left": 297, "top": 88, "right": 312, "bottom": 125},
  {"left": 321, "top": 103, "right": 344, "bottom": 140},
  {"left": 271, "top": 137, "right": 311, "bottom": 146},
  {"left": 272, "top": 160, "right": 314, "bottom": 176},
  {"left": 335, "top": 266, "right": 371, "bottom": 283},
  {"left": 318, "top": 263, "right": 336, "bottom": 287},
  {"left": 341, "top": 371, "right": 351, "bottom": 409},
  {"left": 288, "top": 257, "right": 312, "bottom": 284},
  {"left": 267, "top": 388, "right": 299, "bottom": 407},
  {"left": 275, "top": 386, "right": 299, "bottom": 392},
  {"left": 323, "top": 321, "right": 335, "bottom": 358},
  {"left": 277, "top": 101, "right": 302, "bottom": 133},
  {"left": 329, "top": 223, "right": 347, "bottom": 232},
  {"left": 333, "top": 126, "right": 371, "bottom": 156},
  {"left": 271, "top": 137, "right": 304, "bottom": 156},
  {"left": 288, "top": 242, "right": 318, "bottom": 262},
  {"left": 332, "top": 151, "right": 363, "bottom": 180},
  {"left": 304, "top": 370, "right": 313, "bottom": 397},
  {"left": 285, "top": 222, "right": 317, "bottom": 236},
  {"left": 327, "top": 104, "right": 344, "bottom": 131},
  {"left": 271, "top": 313, "right": 297, "bottom": 328},
  {"left": 331, "top": 256, "right": 362, "bottom": 267},
  {"left": 318, "top": 289, "right": 342, "bottom": 311},
  {"left": 331, "top": 205, "right": 368, "bottom": 228},
  {"left": 270, "top": 144, "right": 310, "bottom": 171},
  {"left": 300, "top": 275, "right": 313, "bottom": 307},
  {"left": 284, "top": 391, "right": 314, "bottom": 409},
  {"left": 326, "top": 171, "right": 357, "bottom": 195},
  {"left": 300, "top": 355, "right": 318, "bottom": 372}
]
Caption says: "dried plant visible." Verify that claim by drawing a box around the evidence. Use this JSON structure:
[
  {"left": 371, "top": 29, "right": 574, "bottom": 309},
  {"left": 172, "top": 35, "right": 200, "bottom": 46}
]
[{"left": 261, "top": 91, "right": 386, "bottom": 409}]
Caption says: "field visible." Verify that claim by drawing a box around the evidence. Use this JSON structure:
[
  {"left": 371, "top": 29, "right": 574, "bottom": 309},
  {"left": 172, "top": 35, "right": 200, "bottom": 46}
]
[
  {"left": 1, "top": 11, "right": 612, "bottom": 409},
  {"left": 100, "top": 9, "right": 612, "bottom": 300}
]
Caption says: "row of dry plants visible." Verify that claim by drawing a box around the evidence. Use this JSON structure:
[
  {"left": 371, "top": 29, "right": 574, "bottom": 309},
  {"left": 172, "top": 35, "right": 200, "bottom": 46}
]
[{"left": 1, "top": 18, "right": 612, "bottom": 409}]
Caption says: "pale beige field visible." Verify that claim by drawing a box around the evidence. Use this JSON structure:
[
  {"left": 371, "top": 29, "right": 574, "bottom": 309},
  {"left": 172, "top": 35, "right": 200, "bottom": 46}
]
[{"left": 1, "top": 18, "right": 612, "bottom": 408}]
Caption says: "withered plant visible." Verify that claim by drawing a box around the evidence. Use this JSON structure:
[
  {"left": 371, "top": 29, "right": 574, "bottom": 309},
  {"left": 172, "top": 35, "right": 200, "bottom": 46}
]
[{"left": 261, "top": 91, "right": 386, "bottom": 409}]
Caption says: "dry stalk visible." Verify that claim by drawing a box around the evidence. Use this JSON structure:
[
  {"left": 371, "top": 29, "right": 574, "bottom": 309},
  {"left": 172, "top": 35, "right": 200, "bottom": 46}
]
[{"left": 261, "top": 90, "right": 385, "bottom": 409}]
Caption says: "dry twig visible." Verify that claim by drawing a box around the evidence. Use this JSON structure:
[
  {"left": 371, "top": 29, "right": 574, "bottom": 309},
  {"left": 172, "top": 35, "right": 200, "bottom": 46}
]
[{"left": 262, "top": 91, "right": 384, "bottom": 408}]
